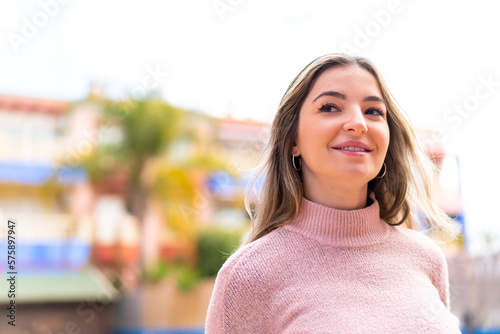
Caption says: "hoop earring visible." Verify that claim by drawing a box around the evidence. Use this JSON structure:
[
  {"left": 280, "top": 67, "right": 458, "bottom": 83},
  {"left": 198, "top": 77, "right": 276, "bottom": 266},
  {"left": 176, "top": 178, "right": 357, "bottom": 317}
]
[
  {"left": 292, "top": 155, "right": 301, "bottom": 171},
  {"left": 375, "top": 162, "right": 386, "bottom": 179}
]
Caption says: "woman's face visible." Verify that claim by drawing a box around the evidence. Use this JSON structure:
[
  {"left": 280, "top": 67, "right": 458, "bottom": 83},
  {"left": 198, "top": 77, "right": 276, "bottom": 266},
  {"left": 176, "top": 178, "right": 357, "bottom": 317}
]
[{"left": 293, "top": 65, "right": 390, "bottom": 192}]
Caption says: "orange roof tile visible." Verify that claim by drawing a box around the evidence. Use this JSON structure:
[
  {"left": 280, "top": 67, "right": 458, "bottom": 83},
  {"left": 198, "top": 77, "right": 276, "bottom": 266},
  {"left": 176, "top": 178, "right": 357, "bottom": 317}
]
[{"left": 0, "top": 94, "right": 69, "bottom": 115}]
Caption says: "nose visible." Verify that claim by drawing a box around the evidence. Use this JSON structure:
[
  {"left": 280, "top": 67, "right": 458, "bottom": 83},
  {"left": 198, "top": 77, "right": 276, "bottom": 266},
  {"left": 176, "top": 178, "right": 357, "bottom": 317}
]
[{"left": 342, "top": 109, "right": 368, "bottom": 134}]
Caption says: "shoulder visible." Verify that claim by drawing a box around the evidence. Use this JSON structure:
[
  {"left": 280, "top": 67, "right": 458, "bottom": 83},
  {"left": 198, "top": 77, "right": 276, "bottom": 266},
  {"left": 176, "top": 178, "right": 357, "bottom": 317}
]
[
  {"left": 392, "top": 226, "right": 447, "bottom": 266},
  {"left": 206, "top": 228, "right": 295, "bottom": 332},
  {"left": 216, "top": 227, "right": 295, "bottom": 287},
  {"left": 394, "top": 226, "right": 443, "bottom": 251},
  {"left": 392, "top": 226, "right": 453, "bottom": 308}
]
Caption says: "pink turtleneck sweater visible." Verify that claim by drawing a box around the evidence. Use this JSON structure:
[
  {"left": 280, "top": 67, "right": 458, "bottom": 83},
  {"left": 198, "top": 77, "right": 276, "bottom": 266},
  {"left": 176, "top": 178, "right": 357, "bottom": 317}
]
[{"left": 205, "top": 195, "right": 461, "bottom": 333}]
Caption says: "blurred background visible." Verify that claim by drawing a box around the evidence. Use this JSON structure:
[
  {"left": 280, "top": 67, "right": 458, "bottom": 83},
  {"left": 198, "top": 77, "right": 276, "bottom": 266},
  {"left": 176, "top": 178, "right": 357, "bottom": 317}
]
[{"left": 0, "top": 0, "right": 499, "bottom": 333}]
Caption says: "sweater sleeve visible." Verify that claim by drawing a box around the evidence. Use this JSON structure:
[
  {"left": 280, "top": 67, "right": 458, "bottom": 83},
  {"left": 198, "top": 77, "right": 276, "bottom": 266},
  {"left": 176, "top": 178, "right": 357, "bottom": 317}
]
[
  {"left": 430, "top": 243, "right": 451, "bottom": 310},
  {"left": 205, "top": 247, "right": 271, "bottom": 334},
  {"left": 205, "top": 256, "right": 237, "bottom": 333}
]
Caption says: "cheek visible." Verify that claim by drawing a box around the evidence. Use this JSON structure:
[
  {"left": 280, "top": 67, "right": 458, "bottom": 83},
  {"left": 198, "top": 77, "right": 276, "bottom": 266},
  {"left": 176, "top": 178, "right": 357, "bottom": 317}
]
[
  {"left": 297, "top": 117, "right": 317, "bottom": 146},
  {"left": 377, "top": 126, "right": 390, "bottom": 154},
  {"left": 298, "top": 122, "right": 330, "bottom": 151}
]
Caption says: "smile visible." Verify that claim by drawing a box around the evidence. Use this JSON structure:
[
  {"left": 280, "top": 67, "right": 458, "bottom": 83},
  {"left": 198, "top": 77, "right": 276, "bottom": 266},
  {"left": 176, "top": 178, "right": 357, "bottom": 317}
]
[
  {"left": 336, "top": 146, "right": 369, "bottom": 152},
  {"left": 333, "top": 146, "right": 371, "bottom": 156},
  {"left": 332, "top": 141, "right": 373, "bottom": 152}
]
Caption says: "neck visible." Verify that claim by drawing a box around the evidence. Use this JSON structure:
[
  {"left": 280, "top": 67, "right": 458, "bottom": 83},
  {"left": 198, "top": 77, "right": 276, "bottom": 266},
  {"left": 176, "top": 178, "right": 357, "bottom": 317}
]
[
  {"left": 284, "top": 192, "right": 391, "bottom": 247},
  {"left": 303, "top": 174, "right": 369, "bottom": 210}
]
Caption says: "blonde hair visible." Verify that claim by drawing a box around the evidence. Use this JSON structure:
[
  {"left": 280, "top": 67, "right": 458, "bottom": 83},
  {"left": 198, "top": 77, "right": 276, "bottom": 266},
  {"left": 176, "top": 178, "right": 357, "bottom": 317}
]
[{"left": 244, "top": 53, "right": 457, "bottom": 245}]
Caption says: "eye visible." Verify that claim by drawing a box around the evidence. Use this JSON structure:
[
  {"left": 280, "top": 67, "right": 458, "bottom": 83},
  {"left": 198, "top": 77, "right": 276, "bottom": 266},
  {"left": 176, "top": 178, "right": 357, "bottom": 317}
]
[
  {"left": 365, "top": 108, "right": 386, "bottom": 117},
  {"left": 319, "top": 103, "right": 340, "bottom": 113}
]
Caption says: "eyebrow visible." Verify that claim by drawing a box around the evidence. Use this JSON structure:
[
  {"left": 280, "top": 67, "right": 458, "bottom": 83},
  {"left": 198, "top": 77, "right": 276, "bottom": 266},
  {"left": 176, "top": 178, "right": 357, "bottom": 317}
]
[{"left": 311, "top": 91, "right": 385, "bottom": 104}]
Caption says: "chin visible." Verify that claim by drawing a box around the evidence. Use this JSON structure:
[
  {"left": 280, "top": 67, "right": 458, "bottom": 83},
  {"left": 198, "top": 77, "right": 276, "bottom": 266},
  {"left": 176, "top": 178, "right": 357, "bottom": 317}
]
[{"left": 338, "top": 171, "right": 374, "bottom": 183}]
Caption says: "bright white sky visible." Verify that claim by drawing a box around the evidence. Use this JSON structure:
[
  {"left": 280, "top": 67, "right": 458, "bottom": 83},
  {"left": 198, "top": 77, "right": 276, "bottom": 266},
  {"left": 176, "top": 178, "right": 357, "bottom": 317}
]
[{"left": 0, "top": 0, "right": 499, "bottom": 254}]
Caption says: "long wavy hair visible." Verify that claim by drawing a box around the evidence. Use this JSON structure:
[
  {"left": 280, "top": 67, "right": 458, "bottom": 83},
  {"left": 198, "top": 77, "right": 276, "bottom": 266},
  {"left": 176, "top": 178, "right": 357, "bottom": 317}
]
[{"left": 243, "top": 53, "right": 457, "bottom": 245}]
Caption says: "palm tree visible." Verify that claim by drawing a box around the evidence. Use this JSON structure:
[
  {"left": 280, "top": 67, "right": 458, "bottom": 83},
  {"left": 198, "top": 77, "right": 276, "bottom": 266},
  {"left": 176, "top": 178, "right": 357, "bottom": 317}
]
[
  {"left": 64, "top": 95, "right": 233, "bottom": 277},
  {"left": 99, "top": 98, "right": 183, "bottom": 220}
]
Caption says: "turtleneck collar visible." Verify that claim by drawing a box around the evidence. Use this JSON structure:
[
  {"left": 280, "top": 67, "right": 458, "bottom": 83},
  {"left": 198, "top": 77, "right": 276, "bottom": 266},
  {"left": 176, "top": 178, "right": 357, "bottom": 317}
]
[{"left": 283, "top": 193, "right": 391, "bottom": 247}]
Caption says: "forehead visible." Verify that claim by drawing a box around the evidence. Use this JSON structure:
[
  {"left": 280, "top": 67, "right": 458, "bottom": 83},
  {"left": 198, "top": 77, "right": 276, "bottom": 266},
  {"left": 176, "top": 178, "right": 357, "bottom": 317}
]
[{"left": 308, "top": 65, "right": 382, "bottom": 99}]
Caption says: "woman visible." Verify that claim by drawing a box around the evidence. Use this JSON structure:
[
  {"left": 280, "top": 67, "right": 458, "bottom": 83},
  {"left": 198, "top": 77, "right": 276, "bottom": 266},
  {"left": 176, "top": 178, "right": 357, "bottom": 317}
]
[{"left": 205, "top": 54, "right": 461, "bottom": 333}]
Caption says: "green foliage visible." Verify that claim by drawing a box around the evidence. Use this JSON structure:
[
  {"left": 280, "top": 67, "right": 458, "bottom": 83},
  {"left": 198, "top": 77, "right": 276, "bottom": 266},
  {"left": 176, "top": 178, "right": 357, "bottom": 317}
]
[
  {"left": 104, "top": 99, "right": 181, "bottom": 161},
  {"left": 144, "top": 260, "right": 173, "bottom": 283},
  {"left": 144, "top": 261, "right": 200, "bottom": 292},
  {"left": 176, "top": 265, "right": 200, "bottom": 292},
  {"left": 77, "top": 144, "right": 127, "bottom": 184},
  {"left": 62, "top": 98, "right": 183, "bottom": 187},
  {"left": 144, "top": 228, "right": 245, "bottom": 291},
  {"left": 196, "top": 227, "right": 244, "bottom": 278}
]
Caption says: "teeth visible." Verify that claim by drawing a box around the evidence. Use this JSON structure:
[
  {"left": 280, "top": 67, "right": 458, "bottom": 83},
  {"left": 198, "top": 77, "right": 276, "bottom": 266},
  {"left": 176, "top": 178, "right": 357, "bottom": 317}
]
[{"left": 340, "top": 146, "right": 367, "bottom": 152}]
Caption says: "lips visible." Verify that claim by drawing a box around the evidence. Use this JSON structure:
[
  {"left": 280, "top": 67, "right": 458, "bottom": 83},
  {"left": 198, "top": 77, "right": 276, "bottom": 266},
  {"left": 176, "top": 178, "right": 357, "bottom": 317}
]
[{"left": 332, "top": 141, "right": 373, "bottom": 152}]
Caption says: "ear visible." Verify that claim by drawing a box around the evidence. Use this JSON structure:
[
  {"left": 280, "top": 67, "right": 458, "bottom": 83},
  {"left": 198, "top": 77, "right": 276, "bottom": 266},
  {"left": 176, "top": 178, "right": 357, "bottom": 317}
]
[{"left": 291, "top": 143, "right": 300, "bottom": 157}]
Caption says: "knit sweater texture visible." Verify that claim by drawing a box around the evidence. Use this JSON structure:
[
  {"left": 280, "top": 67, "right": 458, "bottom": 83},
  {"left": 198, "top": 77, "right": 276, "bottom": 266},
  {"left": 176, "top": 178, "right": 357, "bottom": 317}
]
[{"left": 205, "top": 194, "right": 461, "bottom": 333}]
